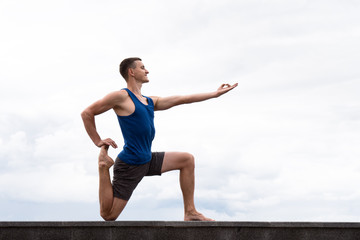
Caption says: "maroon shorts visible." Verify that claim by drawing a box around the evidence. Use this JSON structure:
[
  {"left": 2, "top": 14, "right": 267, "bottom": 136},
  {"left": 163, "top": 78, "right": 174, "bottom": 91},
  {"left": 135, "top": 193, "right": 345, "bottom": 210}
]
[{"left": 112, "top": 152, "right": 165, "bottom": 201}]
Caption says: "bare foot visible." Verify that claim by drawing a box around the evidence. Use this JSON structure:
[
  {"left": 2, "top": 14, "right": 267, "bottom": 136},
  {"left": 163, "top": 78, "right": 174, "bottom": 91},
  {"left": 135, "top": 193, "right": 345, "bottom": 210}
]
[
  {"left": 184, "top": 211, "right": 215, "bottom": 221},
  {"left": 98, "top": 145, "right": 114, "bottom": 169}
]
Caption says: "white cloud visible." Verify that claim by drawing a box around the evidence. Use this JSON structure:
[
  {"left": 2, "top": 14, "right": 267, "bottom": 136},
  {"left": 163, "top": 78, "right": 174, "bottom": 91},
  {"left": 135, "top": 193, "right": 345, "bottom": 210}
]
[{"left": 1, "top": 0, "right": 360, "bottom": 221}]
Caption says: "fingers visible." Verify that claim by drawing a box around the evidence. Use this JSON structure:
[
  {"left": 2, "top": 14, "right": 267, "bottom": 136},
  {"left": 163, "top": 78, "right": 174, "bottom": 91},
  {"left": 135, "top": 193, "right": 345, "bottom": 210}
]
[
  {"left": 219, "top": 83, "right": 238, "bottom": 90},
  {"left": 99, "top": 138, "right": 118, "bottom": 149},
  {"left": 216, "top": 83, "right": 238, "bottom": 97},
  {"left": 226, "top": 83, "right": 238, "bottom": 89},
  {"left": 106, "top": 138, "right": 118, "bottom": 149},
  {"left": 218, "top": 83, "right": 238, "bottom": 92},
  {"left": 219, "top": 83, "right": 230, "bottom": 89},
  {"left": 218, "top": 84, "right": 228, "bottom": 91}
]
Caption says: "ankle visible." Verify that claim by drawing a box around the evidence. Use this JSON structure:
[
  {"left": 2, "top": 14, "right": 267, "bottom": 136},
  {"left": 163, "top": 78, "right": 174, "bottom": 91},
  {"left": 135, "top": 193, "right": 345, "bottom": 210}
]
[
  {"left": 98, "top": 162, "right": 110, "bottom": 170},
  {"left": 185, "top": 208, "right": 197, "bottom": 215}
]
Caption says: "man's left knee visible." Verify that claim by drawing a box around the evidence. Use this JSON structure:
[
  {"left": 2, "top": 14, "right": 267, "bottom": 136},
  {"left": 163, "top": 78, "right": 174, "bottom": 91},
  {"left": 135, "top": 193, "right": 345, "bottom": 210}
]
[{"left": 184, "top": 152, "right": 195, "bottom": 168}]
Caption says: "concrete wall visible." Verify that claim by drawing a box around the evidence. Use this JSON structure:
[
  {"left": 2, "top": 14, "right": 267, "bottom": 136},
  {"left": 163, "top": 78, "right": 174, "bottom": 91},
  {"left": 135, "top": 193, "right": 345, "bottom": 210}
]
[{"left": 1, "top": 221, "right": 360, "bottom": 240}]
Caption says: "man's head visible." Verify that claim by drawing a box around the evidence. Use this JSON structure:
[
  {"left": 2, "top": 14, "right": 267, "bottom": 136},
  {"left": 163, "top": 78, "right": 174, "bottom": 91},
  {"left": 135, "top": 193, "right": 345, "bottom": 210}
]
[{"left": 119, "top": 57, "right": 142, "bottom": 81}]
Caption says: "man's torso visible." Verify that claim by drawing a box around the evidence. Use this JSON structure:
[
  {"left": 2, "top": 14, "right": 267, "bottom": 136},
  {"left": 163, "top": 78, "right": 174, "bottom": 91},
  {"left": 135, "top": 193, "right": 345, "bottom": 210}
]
[{"left": 115, "top": 88, "right": 155, "bottom": 165}]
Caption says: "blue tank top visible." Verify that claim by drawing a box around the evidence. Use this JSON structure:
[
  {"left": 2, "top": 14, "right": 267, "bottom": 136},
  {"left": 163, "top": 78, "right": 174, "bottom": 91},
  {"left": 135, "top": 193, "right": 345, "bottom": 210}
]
[{"left": 117, "top": 88, "right": 155, "bottom": 165}]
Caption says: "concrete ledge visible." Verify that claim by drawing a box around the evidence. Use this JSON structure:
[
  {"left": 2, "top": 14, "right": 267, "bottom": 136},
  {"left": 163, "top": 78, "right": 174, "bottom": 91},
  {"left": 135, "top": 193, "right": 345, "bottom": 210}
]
[{"left": 1, "top": 221, "right": 360, "bottom": 240}]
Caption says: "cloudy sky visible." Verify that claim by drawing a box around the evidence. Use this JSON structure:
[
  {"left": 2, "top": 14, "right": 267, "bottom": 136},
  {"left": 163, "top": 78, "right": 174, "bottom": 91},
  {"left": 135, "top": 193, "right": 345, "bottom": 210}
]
[{"left": 1, "top": 0, "right": 360, "bottom": 221}]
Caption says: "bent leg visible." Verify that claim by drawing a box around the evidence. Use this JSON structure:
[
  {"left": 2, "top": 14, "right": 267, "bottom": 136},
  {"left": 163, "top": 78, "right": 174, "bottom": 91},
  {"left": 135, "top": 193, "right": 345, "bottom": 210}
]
[
  {"left": 98, "top": 146, "right": 127, "bottom": 221},
  {"left": 161, "top": 152, "right": 214, "bottom": 221}
]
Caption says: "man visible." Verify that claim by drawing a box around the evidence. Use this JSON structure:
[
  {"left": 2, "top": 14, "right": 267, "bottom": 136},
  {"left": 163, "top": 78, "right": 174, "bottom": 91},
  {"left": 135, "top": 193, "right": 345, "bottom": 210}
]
[{"left": 81, "top": 57, "right": 237, "bottom": 221}]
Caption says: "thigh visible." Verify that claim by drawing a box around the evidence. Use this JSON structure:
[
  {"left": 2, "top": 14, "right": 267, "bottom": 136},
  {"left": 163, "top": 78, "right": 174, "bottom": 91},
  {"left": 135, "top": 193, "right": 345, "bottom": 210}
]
[
  {"left": 113, "top": 158, "right": 148, "bottom": 201},
  {"left": 146, "top": 152, "right": 165, "bottom": 176},
  {"left": 161, "top": 152, "right": 194, "bottom": 173}
]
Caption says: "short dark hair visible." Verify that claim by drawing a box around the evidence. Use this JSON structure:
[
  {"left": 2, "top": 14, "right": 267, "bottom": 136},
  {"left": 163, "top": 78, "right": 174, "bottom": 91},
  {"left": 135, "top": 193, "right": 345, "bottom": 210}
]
[{"left": 119, "top": 57, "right": 142, "bottom": 81}]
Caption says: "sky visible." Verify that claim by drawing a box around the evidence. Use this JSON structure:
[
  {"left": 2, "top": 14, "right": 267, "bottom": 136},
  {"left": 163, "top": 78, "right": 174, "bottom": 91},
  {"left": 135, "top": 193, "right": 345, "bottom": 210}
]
[{"left": 1, "top": 0, "right": 360, "bottom": 221}]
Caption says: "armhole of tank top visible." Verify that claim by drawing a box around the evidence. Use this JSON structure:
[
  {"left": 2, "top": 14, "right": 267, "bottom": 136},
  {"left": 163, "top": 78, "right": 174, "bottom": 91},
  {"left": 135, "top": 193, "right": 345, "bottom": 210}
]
[
  {"left": 116, "top": 88, "right": 136, "bottom": 117},
  {"left": 144, "top": 95, "right": 151, "bottom": 104},
  {"left": 123, "top": 88, "right": 138, "bottom": 103}
]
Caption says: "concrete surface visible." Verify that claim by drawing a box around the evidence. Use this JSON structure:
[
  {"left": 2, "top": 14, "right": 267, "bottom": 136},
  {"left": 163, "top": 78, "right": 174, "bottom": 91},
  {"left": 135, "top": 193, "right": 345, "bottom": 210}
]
[{"left": 1, "top": 221, "right": 360, "bottom": 240}]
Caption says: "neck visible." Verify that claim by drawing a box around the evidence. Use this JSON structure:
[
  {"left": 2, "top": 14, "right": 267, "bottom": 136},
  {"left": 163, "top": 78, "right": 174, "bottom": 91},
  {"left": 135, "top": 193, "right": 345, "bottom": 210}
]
[{"left": 127, "top": 80, "right": 143, "bottom": 96}]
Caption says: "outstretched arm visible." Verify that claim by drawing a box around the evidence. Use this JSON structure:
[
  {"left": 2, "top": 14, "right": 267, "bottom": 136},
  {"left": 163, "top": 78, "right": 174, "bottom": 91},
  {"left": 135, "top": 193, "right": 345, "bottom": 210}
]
[{"left": 152, "top": 83, "right": 238, "bottom": 111}]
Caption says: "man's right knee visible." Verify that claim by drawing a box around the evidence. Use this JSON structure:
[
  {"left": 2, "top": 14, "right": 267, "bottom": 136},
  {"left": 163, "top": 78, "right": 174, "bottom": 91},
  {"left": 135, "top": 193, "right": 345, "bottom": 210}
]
[
  {"left": 100, "top": 211, "right": 118, "bottom": 221},
  {"left": 100, "top": 197, "right": 127, "bottom": 221}
]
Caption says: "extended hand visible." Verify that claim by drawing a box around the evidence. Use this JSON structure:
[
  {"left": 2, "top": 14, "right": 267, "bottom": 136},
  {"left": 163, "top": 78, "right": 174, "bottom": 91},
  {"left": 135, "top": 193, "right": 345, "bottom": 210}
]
[
  {"left": 97, "top": 138, "right": 118, "bottom": 149},
  {"left": 216, "top": 83, "right": 238, "bottom": 97}
]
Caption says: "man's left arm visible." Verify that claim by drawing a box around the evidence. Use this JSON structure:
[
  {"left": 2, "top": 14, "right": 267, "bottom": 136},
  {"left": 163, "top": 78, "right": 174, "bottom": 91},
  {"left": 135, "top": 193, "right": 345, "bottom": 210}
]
[{"left": 151, "top": 83, "right": 238, "bottom": 111}]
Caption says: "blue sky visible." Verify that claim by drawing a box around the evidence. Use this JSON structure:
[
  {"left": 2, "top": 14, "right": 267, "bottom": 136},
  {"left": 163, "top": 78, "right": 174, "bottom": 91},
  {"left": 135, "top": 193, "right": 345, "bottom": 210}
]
[{"left": 1, "top": 0, "right": 360, "bottom": 221}]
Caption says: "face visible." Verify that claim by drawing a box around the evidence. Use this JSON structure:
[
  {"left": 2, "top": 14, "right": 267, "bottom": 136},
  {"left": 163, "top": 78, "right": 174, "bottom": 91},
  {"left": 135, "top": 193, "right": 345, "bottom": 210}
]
[{"left": 130, "top": 60, "right": 149, "bottom": 83}]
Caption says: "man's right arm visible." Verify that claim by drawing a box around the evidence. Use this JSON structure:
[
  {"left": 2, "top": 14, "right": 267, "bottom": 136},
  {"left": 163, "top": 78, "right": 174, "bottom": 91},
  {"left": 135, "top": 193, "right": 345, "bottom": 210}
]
[{"left": 81, "top": 91, "right": 125, "bottom": 148}]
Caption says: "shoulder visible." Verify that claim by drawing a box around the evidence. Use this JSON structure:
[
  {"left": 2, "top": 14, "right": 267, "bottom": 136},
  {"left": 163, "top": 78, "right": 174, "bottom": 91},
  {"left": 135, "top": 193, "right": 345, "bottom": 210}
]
[
  {"left": 105, "top": 89, "right": 129, "bottom": 101},
  {"left": 149, "top": 96, "right": 160, "bottom": 107},
  {"left": 95, "top": 90, "right": 130, "bottom": 110}
]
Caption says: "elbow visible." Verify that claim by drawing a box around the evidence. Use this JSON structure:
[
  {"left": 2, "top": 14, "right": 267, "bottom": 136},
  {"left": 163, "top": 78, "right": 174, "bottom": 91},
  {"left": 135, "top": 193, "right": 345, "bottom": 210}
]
[
  {"left": 81, "top": 110, "right": 87, "bottom": 119},
  {"left": 81, "top": 109, "right": 91, "bottom": 121}
]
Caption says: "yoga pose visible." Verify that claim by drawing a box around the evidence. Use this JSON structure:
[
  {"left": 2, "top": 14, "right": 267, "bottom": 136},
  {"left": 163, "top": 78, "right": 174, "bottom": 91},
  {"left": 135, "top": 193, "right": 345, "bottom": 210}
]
[{"left": 81, "top": 57, "right": 237, "bottom": 221}]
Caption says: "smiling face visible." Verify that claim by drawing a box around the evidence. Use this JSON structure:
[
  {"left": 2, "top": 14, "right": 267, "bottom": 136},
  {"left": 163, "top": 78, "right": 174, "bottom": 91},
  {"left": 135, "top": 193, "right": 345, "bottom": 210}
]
[{"left": 130, "top": 60, "right": 149, "bottom": 83}]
